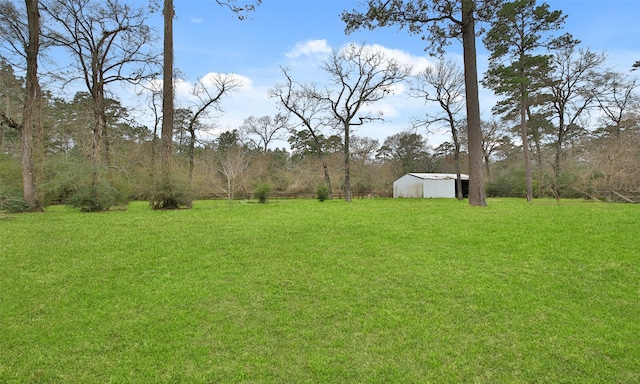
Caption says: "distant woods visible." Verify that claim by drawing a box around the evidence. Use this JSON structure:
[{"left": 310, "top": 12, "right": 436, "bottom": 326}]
[{"left": 1, "top": 0, "right": 639, "bottom": 212}]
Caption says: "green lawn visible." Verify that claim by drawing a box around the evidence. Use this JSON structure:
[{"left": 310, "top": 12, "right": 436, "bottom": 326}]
[{"left": 1, "top": 198, "right": 638, "bottom": 383}]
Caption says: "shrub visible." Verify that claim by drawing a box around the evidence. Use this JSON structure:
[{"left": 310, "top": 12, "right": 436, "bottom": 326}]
[
  {"left": 40, "top": 155, "right": 91, "bottom": 205},
  {"left": 65, "top": 181, "right": 126, "bottom": 212},
  {"left": 150, "top": 179, "right": 193, "bottom": 210},
  {"left": 254, "top": 182, "right": 272, "bottom": 204},
  {"left": 1, "top": 195, "right": 30, "bottom": 213},
  {"left": 315, "top": 183, "right": 329, "bottom": 202}
]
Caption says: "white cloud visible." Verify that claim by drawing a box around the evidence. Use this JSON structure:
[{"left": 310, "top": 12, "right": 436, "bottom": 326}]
[
  {"left": 341, "top": 43, "right": 435, "bottom": 74},
  {"left": 285, "top": 39, "right": 332, "bottom": 59},
  {"left": 126, "top": 44, "right": 456, "bottom": 148},
  {"left": 190, "top": 16, "right": 203, "bottom": 24},
  {"left": 139, "top": 73, "right": 254, "bottom": 105}
]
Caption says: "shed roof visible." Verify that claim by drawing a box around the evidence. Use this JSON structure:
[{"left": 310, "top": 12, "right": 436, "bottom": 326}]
[{"left": 406, "top": 173, "right": 469, "bottom": 181}]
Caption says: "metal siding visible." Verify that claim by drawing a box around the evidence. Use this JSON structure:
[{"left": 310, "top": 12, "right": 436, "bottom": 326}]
[
  {"left": 393, "top": 173, "right": 462, "bottom": 198},
  {"left": 393, "top": 174, "right": 423, "bottom": 198},
  {"left": 423, "top": 179, "right": 454, "bottom": 198}
]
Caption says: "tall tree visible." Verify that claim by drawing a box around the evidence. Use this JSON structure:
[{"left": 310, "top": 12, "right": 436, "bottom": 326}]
[
  {"left": 157, "top": 0, "right": 260, "bottom": 209},
  {"left": 241, "top": 114, "right": 288, "bottom": 152},
  {"left": 377, "top": 131, "right": 431, "bottom": 176},
  {"left": 0, "top": 0, "right": 42, "bottom": 210},
  {"left": 480, "top": 118, "right": 512, "bottom": 181},
  {"left": 214, "top": 129, "right": 249, "bottom": 200},
  {"left": 23, "top": 0, "right": 40, "bottom": 210},
  {"left": 544, "top": 46, "right": 605, "bottom": 183},
  {"left": 185, "top": 73, "right": 242, "bottom": 181},
  {"left": 269, "top": 69, "right": 336, "bottom": 199},
  {"left": 43, "top": 0, "right": 158, "bottom": 191},
  {"left": 317, "top": 43, "right": 411, "bottom": 202},
  {"left": 0, "top": 59, "right": 23, "bottom": 154},
  {"left": 594, "top": 70, "right": 639, "bottom": 138},
  {"left": 160, "top": 0, "right": 174, "bottom": 207},
  {"left": 412, "top": 59, "right": 466, "bottom": 199},
  {"left": 342, "top": 0, "right": 504, "bottom": 206},
  {"left": 483, "top": 0, "right": 573, "bottom": 202},
  {"left": 0, "top": 1, "right": 27, "bottom": 67}
]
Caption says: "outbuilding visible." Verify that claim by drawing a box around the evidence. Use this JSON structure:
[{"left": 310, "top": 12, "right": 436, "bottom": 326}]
[{"left": 393, "top": 173, "right": 469, "bottom": 198}]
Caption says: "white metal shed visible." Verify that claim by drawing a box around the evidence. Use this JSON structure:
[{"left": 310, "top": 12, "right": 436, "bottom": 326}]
[{"left": 393, "top": 173, "right": 469, "bottom": 198}]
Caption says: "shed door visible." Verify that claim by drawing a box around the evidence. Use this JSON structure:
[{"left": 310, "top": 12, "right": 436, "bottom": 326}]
[{"left": 424, "top": 179, "right": 454, "bottom": 198}]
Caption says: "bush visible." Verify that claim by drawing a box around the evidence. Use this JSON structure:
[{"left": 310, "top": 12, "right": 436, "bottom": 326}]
[
  {"left": 315, "top": 183, "right": 329, "bottom": 202},
  {"left": 254, "top": 182, "right": 272, "bottom": 204},
  {"left": 65, "top": 181, "right": 126, "bottom": 212},
  {"left": 1, "top": 195, "right": 30, "bottom": 213},
  {"left": 150, "top": 179, "right": 193, "bottom": 210},
  {"left": 40, "top": 155, "right": 91, "bottom": 205}
]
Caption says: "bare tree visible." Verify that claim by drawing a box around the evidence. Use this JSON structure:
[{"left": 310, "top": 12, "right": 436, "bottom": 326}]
[
  {"left": 342, "top": 0, "right": 505, "bottom": 206},
  {"left": 241, "top": 113, "right": 288, "bottom": 151},
  {"left": 0, "top": 0, "right": 42, "bottom": 210},
  {"left": 0, "top": 59, "right": 23, "bottom": 153},
  {"left": 595, "top": 70, "right": 639, "bottom": 138},
  {"left": 42, "top": 0, "right": 158, "bottom": 189},
  {"left": 269, "top": 68, "right": 335, "bottom": 199},
  {"left": 21, "top": 0, "right": 40, "bottom": 210},
  {"left": 412, "top": 59, "right": 466, "bottom": 199},
  {"left": 317, "top": 43, "right": 412, "bottom": 202},
  {"left": 135, "top": 79, "right": 162, "bottom": 184},
  {"left": 0, "top": 1, "right": 25, "bottom": 62},
  {"left": 157, "top": 0, "right": 260, "bottom": 209},
  {"left": 544, "top": 47, "right": 606, "bottom": 182},
  {"left": 216, "top": 143, "right": 250, "bottom": 200},
  {"left": 480, "top": 119, "right": 512, "bottom": 181},
  {"left": 183, "top": 73, "right": 242, "bottom": 181}
]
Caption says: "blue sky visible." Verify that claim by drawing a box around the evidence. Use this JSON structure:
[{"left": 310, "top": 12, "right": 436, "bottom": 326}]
[{"left": 124, "top": 0, "right": 640, "bottom": 148}]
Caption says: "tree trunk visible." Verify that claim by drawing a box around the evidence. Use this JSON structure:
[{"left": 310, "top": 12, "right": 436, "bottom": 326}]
[
  {"left": 21, "top": 0, "right": 42, "bottom": 211},
  {"left": 343, "top": 122, "right": 352, "bottom": 202},
  {"left": 321, "top": 159, "right": 333, "bottom": 200},
  {"left": 91, "top": 90, "right": 105, "bottom": 188},
  {"left": 103, "top": 110, "right": 112, "bottom": 166},
  {"left": 33, "top": 85, "right": 44, "bottom": 199},
  {"left": 461, "top": 0, "right": 486, "bottom": 207},
  {"left": 520, "top": 81, "right": 533, "bottom": 202},
  {"left": 452, "top": 121, "right": 463, "bottom": 200},
  {"left": 552, "top": 112, "right": 565, "bottom": 196},
  {"left": 483, "top": 151, "right": 492, "bottom": 181},
  {"left": 188, "top": 128, "right": 195, "bottom": 182},
  {"left": 554, "top": 121, "right": 563, "bottom": 182},
  {"left": 161, "top": 0, "right": 174, "bottom": 186}
]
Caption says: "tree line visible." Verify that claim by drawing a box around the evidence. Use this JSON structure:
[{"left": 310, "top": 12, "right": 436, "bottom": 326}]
[{"left": 1, "top": 0, "right": 638, "bottom": 211}]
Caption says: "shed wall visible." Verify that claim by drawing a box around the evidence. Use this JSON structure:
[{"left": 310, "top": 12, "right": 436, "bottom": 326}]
[
  {"left": 393, "top": 176, "right": 423, "bottom": 198},
  {"left": 423, "top": 179, "right": 455, "bottom": 198}
]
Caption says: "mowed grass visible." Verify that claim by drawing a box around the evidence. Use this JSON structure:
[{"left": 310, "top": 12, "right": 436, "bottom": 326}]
[{"left": 1, "top": 198, "right": 638, "bottom": 383}]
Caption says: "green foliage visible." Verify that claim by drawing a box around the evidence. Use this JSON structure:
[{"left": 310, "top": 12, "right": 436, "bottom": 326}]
[
  {"left": 253, "top": 182, "right": 272, "bottom": 204},
  {"left": 65, "top": 181, "right": 126, "bottom": 212},
  {"left": 378, "top": 131, "right": 432, "bottom": 175},
  {"left": 1, "top": 195, "right": 29, "bottom": 213},
  {"left": 0, "top": 155, "right": 38, "bottom": 212},
  {"left": 487, "top": 170, "right": 527, "bottom": 197},
  {"left": 551, "top": 172, "right": 584, "bottom": 199},
  {"left": 315, "top": 183, "right": 329, "bottom": 202},
  {"left": 0, "top": 154, "right": 22, "bottom": 197},
  {"left": 150, "top": 179, "right": 193, "bottom": 210},
  {"left": 40, "top": 155, "right": 90, "bottom": 204}
]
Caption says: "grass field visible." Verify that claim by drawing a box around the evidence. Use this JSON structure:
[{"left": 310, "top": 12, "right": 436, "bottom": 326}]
[{"left": 1, "top": 198, "right": 639, "bottom": 383}]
